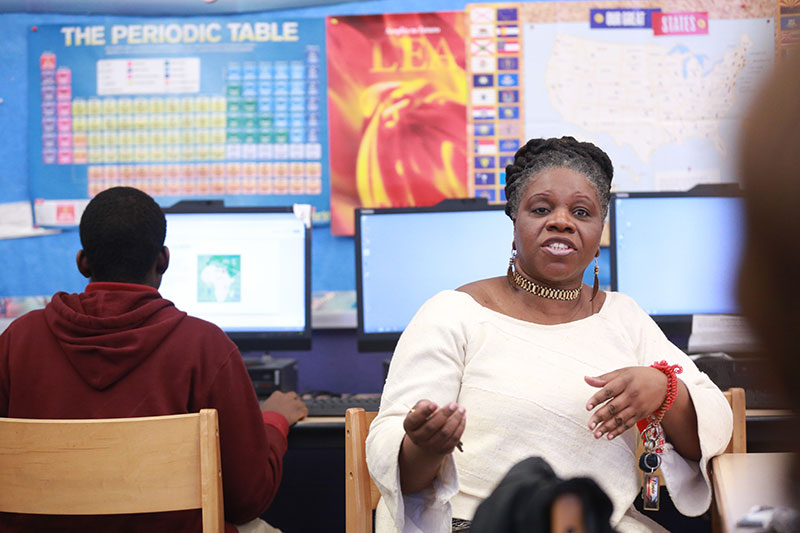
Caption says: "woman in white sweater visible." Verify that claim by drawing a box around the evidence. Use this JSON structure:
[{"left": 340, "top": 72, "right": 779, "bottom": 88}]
[{"left": 366, "top": 136, "right": 733, "bottom": 533}]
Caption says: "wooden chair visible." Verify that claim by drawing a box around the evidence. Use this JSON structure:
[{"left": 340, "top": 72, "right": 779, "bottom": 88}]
[
  {"left": 722, "top": 387, "right": 747, "bottom": 453},
  {"left": 711, "top": 387, "right": 747, "bottom": 533},
  {"left": 0, "top": 409, "right": 224, "bottom": 533},
  {"left": 345, "top": 408, "right": 380, "bottom": 533}
]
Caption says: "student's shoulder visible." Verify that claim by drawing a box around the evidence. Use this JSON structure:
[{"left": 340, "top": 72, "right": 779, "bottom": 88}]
[
  {"left": 3, "top": 308, "right": 47, "bottom": 334},
  {"left": 176, "top": 314, "right": 237, "bottom": 349}
]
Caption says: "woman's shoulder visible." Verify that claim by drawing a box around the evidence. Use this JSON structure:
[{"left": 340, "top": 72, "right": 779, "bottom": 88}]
[
  {"left": 600, "top": 291, "right": 651, "bottom": 321},
  {"left": 456, "top": 276, "right": 508, "bottom": 309},
  {"left": 413, "top": 287, "right": 480, "bottom": 311}
]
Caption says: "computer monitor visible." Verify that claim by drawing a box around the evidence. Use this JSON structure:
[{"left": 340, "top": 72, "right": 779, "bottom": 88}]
[
  {"left": 356, "top": 201, "right": 513, "bottom": 352},
  {"left": 609, "top": 187, "right": 744, "bottom": 346},
  {"left": 160, "top": 203, "right": 311, "bottom": 351}
]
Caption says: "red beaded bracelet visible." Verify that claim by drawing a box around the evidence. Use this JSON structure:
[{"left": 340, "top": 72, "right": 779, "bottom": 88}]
[
  {"left": 636, "top": 361, "right": 684, "bottom": 435},
  {"left": 649, "top": 360, "right": 683, "bottom": 424}
]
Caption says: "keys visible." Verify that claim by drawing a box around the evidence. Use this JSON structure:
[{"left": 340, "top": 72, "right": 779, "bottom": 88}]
[
  {"left": 639, "top": 452, "right": 661, "bottom": 472},
  {"left": 639, "top": 423, "right": 664, "bottom": 511}
]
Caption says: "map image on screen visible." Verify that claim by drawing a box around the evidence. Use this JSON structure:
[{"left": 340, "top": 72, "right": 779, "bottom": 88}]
[{"left": 197, "top": 254, "right": 241, "bottom": 303}]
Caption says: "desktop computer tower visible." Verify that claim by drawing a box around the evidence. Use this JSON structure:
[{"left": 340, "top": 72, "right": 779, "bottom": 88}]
[{"left": 244, "top": 357, "right": 298, "bottom": 399}]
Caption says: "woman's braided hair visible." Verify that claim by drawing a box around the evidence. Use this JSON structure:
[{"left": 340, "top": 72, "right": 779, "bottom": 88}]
[{"left": 504, "top": 136, "right": 614, "bottom": 219}]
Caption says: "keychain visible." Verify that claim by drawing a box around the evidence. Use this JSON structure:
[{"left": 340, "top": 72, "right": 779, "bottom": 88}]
[
  {"left": 637, "top": 361, "right": 682, "bottom": 511},
  {"left": 638, "top": 423, "right": 665, "bottom": 511}
]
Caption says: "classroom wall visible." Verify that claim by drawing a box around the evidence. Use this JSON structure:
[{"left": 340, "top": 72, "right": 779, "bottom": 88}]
[
  {"left": 0, "top": 0, "right": 763, "bottom": 393},
  {"left": 0, "top": 2, "right": 512, "bottom": 393}
]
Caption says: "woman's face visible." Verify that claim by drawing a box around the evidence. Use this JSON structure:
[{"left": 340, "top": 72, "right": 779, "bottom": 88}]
[{"left": 513, "top": 167, "right": 604, "bottom": 288}]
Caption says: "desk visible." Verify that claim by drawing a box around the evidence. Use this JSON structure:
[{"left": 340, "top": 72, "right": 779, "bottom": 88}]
[
  {"left": 261, "top": 417, "right": 347, "bottom": 532},
  {"left": 712, "top": 452, "right": 794, "bottom": 532}
]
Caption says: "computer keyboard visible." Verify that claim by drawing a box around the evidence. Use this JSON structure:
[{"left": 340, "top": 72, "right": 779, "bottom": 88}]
[{"left": 303, "top": 396, "right": 382, "bottom": 417}]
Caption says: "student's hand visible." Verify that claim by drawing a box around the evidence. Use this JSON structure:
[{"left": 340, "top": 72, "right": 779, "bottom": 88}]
[
  {"left": 260, "top": 390, "right": 308, "bottom": 426},
  {"left": 403, "top": 399, "right": 465, "bottom": 455},
  {"left": 584, "top": 367, "right": 668, "bottom": 440}
]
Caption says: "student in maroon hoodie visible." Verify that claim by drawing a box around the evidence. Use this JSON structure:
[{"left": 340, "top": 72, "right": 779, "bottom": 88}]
[{"left": 0, "top": 186, "right": 307, "bottom": 532}]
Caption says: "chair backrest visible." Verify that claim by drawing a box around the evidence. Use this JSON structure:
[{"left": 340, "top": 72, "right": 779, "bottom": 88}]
[
  {"left": 0, "top": 409, "right": 224, "bottom": 533},
  {"left": 723, "top": 387, "right": 747, "bottom": 453},
  {"left": 345, "top": 408, "right": 380, "bottom": 533}
]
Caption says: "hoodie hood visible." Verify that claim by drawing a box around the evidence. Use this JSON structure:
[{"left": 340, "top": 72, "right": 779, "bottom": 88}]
[{"left": 44, "top": 282, "right": 186, "bottom": 390}]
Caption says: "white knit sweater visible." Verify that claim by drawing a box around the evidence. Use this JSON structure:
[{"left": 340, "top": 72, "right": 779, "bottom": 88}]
[{"left": 366, "top": 290, "right": 733, "bottom": 533}]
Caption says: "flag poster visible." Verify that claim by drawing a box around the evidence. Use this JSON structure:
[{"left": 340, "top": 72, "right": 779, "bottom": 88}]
[{"left": 326, "top": 12, "right": 468, "bottom": 235}]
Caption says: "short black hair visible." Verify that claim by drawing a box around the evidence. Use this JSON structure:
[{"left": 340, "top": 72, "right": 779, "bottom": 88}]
[
  {"left": 79, "top": 187, "right": 166, "bottom": 283},
  {"left": 504, "top": 136, "right": 614, "bottom": 220}
]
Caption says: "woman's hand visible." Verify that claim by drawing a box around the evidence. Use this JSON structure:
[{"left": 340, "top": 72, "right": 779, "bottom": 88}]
[
  {"left": 584, "top": 367, "right": 667, "bottom": 440},
  {"left": 398, "top": 399, "right": 466, "bottom": 493},
  {"left": 403, "top": 399, "right": 466, "bottom": 455}
]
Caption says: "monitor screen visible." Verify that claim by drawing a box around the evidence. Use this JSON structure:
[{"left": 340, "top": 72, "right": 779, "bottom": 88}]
[
  {"left": 610, "top": 190, "right": 744, "bottom": 319},
  {"left": 160, "top": 204, "right": 311, "bottom": 351},
  {"left": 356, "top": 203, "right": 513, "bottom": 352}
]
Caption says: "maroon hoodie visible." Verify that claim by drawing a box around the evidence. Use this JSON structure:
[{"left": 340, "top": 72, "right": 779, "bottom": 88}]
[{"left": 0, "top": 282, "right": 288, "bottom": 532}]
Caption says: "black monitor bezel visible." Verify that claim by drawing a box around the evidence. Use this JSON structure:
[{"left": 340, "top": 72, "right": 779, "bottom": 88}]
[
  {"left": 608, "top": 185, "right": 743, "bottom": 348},
  {"left": 355, "top": 199, "right": 502, "bottom": 352},
  {"left": 162, "top": 202, "right": 312, "bottom": 352}
]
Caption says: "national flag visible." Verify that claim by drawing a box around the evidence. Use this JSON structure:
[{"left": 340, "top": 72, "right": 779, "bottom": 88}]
[
  {"left": 498, "top": 73, "right": 519, "bottom": 87},
  {"left": 475, "top": 172, "right": 495, "bottom": 185},
  {"left": 496, "top": 24, "right": 520, "bottom": 37},
  {"left": 474, "top": 123, "right": 495, "bottom": 136},
  {"left": 781, "top": 16, "right": 800, "bottom": 31},
  {"left": 472, "top": 106, "right": 496, "bottom": 120},
  {"left": 470, "top": 6, "right": 494, "bottom": 23},
  {"left": 499, "top": 139, "right": 520, "bottom": 152},
  {"left": 471, "top": 39, "right": 496, "bottom": 56},
  {"left": 497, "top": 122, "right": 521, "bottom": 137},
  {"left": 471, "top": 24, "right": 494, "bottom": 38},
  {"left": 471, "top": 57, "right": 494, "bottom": 74},
  {"left": 472, "top": 88, "right": 496, "bottom": 106},
  {"left": 475, "top": 188, "right": 497, "bottom": 201},
  {"left": 473, "top": 74, "right": 494, "bottom": 87},
  {"left": 781, "top": 31, "right": 800, "bottom": 44},
  {"left": 474, "top": 156, "right": 496, "bottom": 169},
  {"left": 497, "top": 57, "right": 519, "bottom": 70},
  {"left": 496, "top": 8, "right": 518, "bottom": 21},
  {"left": 499, "top": 106, "right": 520, "bottom": 119},
  {"left": 498, "top": 90, "right": 519, "bottom": 104},
  {"left": 499, "top": 155, "right": 515, "bottom": 168},
  {"left": 498, "top": 39, "right": 520, "bottom": 54},
  {"left": 474, "top": 139, "right": 496, "bottom": 154}
]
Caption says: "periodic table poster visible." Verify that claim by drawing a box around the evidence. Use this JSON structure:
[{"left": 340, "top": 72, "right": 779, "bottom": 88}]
[{"left": 28, "top": 17, "right": 329, "bottom": 224}]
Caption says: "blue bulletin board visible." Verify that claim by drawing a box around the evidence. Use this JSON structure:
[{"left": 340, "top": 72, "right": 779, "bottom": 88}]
[{"left": 27, "top": 16, "right": 329, "bottom": 223}]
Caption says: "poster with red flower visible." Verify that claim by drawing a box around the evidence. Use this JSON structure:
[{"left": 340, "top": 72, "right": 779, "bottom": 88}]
[{"left": 326, "top": 12, "right": 468, "bottom": 235}]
